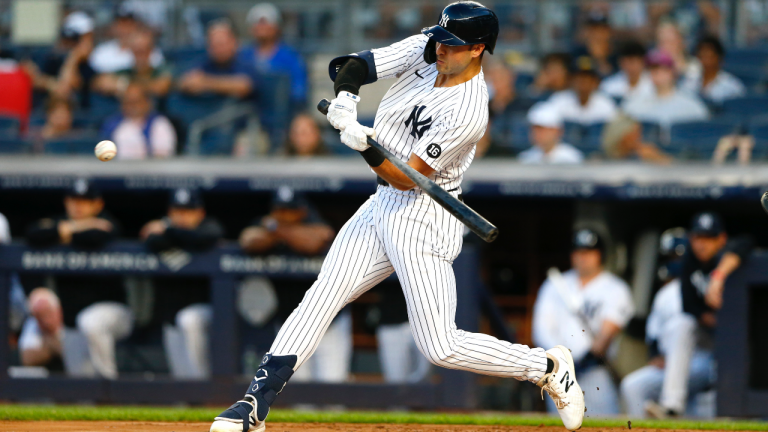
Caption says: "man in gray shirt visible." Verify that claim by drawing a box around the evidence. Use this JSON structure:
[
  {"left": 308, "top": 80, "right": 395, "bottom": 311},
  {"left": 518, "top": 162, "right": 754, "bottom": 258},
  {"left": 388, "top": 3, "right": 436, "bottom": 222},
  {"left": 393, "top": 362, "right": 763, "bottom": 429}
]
[{"left": 623, "top": 50, "right": 708, "bottom": 129}]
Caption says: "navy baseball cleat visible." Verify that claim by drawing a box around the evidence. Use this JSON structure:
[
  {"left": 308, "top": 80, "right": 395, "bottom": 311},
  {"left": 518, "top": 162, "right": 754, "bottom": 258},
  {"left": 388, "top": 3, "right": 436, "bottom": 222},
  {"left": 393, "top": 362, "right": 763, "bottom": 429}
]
[
  {"left": 211, "top": 354, "right": 297, "bottom": 432},
  {"left": 210, "top": 395, "right": 263, "bottom": 432},
  {"left": 537, "top": 345, "right": 585, "bottom": 431}
]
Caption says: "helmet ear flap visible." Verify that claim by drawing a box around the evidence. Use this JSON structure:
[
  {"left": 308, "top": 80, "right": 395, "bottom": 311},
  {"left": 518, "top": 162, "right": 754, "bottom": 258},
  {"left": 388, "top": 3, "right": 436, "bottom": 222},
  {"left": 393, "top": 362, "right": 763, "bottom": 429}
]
[{"left": 423, "top": 38, "right": 437, "bottom": 64}]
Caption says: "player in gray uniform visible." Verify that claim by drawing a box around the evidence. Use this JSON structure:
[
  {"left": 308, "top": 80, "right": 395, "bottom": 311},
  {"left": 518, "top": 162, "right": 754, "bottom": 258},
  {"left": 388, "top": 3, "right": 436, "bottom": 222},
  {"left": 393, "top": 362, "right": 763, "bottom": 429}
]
[{"left": 211, "top": 3, "right": 584, "bottom": 431}]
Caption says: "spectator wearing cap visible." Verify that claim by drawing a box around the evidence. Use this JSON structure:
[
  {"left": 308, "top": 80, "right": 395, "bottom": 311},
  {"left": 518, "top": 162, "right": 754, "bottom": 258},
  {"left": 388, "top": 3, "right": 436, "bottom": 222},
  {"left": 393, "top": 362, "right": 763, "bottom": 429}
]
[
  {"left": 601, "top": 114, "right": 672, "bottom": 164},
  {"left": 623, "top": 50, "right": 708, "bottom": 129},
  {"left": 140, "top": 188, "right": 223, "bottom": 379},
  {"left": 22, "top": 11, "right": 95, "bottom": 109},
  {"left": 530, "top": 53, "right": 571, "bottom": 98},
  {"left": 239, "top": 2, "right": 308, "bottom": 110},
  {"left": 239, "top": 187, "right": 349, "bottom": 382},
  {"left": 279, "top": 113, "right": 330, "bottom": 157},
  {"left": 518, "top": 102, "right": 584, "bottom": 164},
  {"left": 93, "top": 27, "right": 172, "bottom": 98},
  {"left": 636, "top": 212, "right": 752, "bottom": 418},
  {"left": 141, "top": 188, "right": 224, "bottom": 253},
  {"left": 546, "top": 56, "right": 617, "bottom": 125},
  {"left": 600, "top": 40, "right": 654, "bottom": 101},
  {"left": 571, "top": 13, "right": 617, "bottom": 77},
  {"left": 25, "top": 179, "right": 132, "bottom": 379},
  {"left": 533, "top": 228, "right": 634, "bottom": 415},
  {"left": 681, "top": 35, "right": 745, "bottom": 105},
  {"left": 621, "top": 226, "right": 715, "bottom": 419},
  {"left": 89, "top": 4, "right": 164, "bottom": 74},
  {"left": 239, "top": 187, "right": 334, "bottom": 255},
  {"left": 178, "top": 20, "right": 253, "bottom": 99},
  {"left": 100, "top": 82, "right": 176, "bottom": 159}
]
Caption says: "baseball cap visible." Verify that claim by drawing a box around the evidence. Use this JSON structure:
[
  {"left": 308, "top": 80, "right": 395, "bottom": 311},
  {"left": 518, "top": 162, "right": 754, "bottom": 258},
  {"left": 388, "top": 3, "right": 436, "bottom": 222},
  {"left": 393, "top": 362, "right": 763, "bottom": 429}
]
[
  {"left": 572, "top": 228, "right": 604, "bottom": 251},
  {"left": 115, "top": 2, "right": 137, "bottom": 20},
  {"left": 66, "top": 178, "right": 101, "bottom": 199},
  {"left": 272, "top": 185, "right": 307, "bottom": 209},
  {"left": 646, "top": 49, "right": 675, "bottom": 69},
  {"left": 571, "top": 56, "right": 599, "bottom": 76},
  {"left": 169, "top": 188, "right": 204, "bottom": 209},
  {"left": 689, "top": 211, "right": 724, "bottom": 237},
  {"left": 527, "top": 102, "right": 563, "bottom": 129},
  {"left": 247, "top": 3, "right": 281, "bottom": 25},
  {"left": 61, "top": 12, "right": 94, "bottom": 39}
]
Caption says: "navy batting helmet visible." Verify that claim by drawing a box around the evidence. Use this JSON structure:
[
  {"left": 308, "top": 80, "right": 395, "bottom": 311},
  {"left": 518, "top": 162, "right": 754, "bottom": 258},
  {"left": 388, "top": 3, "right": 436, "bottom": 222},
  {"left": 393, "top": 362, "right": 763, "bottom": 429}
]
[{"left": 421, "top": 1, "right": 499, "bottom": 64}]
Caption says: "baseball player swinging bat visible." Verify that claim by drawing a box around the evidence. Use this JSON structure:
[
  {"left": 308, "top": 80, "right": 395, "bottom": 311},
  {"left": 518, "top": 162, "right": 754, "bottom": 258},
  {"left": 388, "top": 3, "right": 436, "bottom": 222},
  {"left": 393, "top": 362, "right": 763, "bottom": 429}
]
[
  {"left": 318, "top": 98, "right": 499, "bottom": 243},
  {"left": 211, "top": 3, "right": 584, "bottom": 432}
]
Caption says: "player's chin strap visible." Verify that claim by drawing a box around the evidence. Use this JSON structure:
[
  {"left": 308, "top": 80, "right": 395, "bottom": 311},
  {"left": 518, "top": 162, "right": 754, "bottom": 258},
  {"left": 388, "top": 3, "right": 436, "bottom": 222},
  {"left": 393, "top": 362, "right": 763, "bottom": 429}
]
[{"left": 242, "top": 354, "right": 298, "bottom": 427}]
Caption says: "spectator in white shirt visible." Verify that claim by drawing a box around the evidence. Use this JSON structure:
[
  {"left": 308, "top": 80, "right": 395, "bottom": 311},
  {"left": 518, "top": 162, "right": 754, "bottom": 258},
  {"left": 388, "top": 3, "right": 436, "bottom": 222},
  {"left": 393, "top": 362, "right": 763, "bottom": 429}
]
[
  {"left": 89, "top": 5, "right": 163, "bottom": 74},
  {"left": 518, "top": 102, "right": 584, "bottom": 164},
  {"left": 681, "top": 36, "right": 745, "bottom": 105},
  {"left": 100, "top": 82, "right": 176, "bottom": 159},
  {"left": 600, "top": 41, "right": 654, "bottom": 102},
  {"left": 624, "top": 50, "right": 709, "bottom": 129},
  {"left": 548, "top": 56, "right": 617, "bottom": 125}
]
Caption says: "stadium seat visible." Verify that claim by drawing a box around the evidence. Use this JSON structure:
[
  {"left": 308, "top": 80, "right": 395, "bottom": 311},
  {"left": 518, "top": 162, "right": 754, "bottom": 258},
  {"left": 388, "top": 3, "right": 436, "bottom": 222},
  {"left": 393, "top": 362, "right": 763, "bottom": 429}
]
[
  {"left": 668, "top": 120, "right": 736, "bottom": 158},
  {"left": 0, "top": 115, "right": 20, "bottom": 139},
  {"left": 722, "top": 96, "right": 768, "bottom": 119},
  {"left": 0, "top": 138, "right": 31, "bottom": 154},
  {"left": 640, "top": 122, "right": 662, "bottom": 145},
  {"left": 581, "top": 123, "right": 606, "bottom": 155},
  {"left": 750, "top": 118, "right": 768, "bottom": 159},
  {"left": 165, "top": 47, "right": 207, "bottom": 75},
  {"left": 87, "top": 94, "right": 121, "bottom": 124},
  {"left": 562, "top": 121, "right": 583, "bottom": 148},
  {"left": 166, "top": 92, "right": 238, "bottom": 155},
  {"left": 44, "top": 135, "right": 100, "bottom": 155}
]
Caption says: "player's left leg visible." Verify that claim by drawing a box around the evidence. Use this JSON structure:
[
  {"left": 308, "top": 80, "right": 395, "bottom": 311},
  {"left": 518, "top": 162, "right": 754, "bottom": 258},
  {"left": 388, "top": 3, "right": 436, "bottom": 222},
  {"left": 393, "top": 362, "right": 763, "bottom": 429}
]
[{"left": 378, "top": 189, "right": 584, "bottom": 430}]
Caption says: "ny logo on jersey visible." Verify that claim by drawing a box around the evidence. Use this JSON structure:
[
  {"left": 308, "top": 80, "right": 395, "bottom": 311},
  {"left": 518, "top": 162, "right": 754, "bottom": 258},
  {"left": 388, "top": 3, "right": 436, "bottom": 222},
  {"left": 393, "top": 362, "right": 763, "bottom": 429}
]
[
  {"left": 405, "top": 105, "right": 433, "bottom": 139},
  {"left": 439, "top": 13, "right": 450, "bottom": 27},
  {"left": 560, "top": 371, "right": 575, "bottom": 393}
]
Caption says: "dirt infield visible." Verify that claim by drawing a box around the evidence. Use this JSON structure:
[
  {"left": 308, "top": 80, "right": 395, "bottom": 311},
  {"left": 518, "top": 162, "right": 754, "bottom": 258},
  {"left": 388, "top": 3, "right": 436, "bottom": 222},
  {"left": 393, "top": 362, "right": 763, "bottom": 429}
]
[{"left": 0, "top": 421, "right": 747, "bottom": 432}]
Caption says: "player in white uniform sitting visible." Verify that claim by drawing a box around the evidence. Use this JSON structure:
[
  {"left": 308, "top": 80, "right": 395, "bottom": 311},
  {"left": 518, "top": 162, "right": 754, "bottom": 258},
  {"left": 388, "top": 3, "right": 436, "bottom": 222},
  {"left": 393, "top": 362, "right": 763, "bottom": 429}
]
[
  {"left": 211, "top": 3, "right": 584, "bottom": 431},
  {"left": 533, "top": 228, "right": 635, "bottom": 415}
]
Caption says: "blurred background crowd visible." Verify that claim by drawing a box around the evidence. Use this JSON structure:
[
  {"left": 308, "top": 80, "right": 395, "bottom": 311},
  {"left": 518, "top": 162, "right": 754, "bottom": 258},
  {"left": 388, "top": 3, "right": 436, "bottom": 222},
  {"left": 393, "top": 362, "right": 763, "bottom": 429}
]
[{"left": 0, "top": 0, "right": 766, "bottom": 160}]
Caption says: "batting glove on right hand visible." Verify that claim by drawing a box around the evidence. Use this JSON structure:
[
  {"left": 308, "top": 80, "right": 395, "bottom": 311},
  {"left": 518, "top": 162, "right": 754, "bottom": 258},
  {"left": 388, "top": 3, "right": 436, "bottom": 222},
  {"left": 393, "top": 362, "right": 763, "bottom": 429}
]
[
  {"left": 327, "top": 92, "right": 360, "bottom": 131},
  {"left": 339, "top": 121, "right": 375, "bottom": 152}
]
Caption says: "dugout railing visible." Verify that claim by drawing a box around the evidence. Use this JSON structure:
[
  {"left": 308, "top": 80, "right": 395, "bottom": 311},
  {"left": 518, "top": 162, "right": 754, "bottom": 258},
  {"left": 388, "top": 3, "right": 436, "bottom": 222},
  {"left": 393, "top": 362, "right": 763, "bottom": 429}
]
[{"left": 0, "top": 242, "right": 481, "bottom": 409}]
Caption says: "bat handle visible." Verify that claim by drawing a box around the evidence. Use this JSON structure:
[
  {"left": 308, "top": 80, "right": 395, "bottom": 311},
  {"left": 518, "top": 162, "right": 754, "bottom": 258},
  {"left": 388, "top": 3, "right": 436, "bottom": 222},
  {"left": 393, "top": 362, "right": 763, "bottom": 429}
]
[{"left": 317, "top": 99, "right": 331, "bottom": 116}]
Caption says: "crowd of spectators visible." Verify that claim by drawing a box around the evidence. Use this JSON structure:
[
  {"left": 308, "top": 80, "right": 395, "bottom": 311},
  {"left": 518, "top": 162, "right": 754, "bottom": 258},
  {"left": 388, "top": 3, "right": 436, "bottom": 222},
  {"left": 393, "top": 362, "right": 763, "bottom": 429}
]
[{"left": 0, "top": 1, "right": 765, "bottom": 162}]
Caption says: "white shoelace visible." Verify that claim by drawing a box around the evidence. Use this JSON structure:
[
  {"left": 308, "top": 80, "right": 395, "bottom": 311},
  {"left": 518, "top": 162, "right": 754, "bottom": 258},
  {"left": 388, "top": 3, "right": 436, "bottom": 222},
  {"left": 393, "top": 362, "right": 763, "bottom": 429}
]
[{"left": 540, "top": 375, "right": 569, "bottom": 409}]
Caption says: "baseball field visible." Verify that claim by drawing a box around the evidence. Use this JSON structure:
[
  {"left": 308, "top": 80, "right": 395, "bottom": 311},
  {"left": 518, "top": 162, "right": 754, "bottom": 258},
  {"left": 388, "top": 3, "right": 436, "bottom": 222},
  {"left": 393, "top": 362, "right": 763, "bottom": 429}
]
[{"left": 1, "top": 405, "right": 767, "bottom": 432}]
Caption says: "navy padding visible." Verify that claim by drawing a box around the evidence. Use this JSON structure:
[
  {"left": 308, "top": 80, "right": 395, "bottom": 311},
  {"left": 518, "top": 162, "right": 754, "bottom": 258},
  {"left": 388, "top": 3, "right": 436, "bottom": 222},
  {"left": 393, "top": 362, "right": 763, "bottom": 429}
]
[
  {"left": 230, "top": 403, "right": 251, "bottom": 432},
  {"left": 328, "top": 50, "right": 377, "bottom": 85}
]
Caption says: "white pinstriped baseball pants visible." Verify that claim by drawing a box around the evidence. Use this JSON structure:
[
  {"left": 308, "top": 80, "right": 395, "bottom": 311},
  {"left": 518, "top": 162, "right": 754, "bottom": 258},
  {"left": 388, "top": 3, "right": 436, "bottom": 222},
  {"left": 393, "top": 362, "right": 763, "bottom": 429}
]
[{"left": 271, "top": 186, "right": 547, "bottom": 382}]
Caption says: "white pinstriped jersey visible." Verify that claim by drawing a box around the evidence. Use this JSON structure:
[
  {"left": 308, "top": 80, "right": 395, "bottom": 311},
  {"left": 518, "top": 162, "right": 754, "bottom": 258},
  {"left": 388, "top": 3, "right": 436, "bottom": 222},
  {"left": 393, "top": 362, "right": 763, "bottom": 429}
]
[{"left": 370, "top": 34, "right": 489, "bottom": 191}]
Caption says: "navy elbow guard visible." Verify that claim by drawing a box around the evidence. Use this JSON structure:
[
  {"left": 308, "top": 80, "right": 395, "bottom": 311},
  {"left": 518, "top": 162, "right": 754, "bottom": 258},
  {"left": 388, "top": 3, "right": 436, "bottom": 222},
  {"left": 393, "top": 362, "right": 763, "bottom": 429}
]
[{"left": 328, "top": 50, "right": 378, "bottom": 86}]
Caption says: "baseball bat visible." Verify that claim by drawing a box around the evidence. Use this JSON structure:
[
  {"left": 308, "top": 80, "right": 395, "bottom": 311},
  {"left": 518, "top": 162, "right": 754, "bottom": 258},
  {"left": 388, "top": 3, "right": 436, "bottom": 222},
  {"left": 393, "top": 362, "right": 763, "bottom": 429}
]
[
  {"left": 318, "top": 98, "right": 499, "bottom": 243},
  {"left": 761, "top": 191, "right": 768, "bottom": 216}
]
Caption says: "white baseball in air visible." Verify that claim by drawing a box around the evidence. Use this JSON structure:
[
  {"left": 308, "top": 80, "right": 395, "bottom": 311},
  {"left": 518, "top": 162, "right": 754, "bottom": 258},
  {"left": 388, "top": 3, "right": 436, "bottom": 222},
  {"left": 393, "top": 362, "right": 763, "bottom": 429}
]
[{"left": 94, "top": 140, "right": 117, "bottom": 162}]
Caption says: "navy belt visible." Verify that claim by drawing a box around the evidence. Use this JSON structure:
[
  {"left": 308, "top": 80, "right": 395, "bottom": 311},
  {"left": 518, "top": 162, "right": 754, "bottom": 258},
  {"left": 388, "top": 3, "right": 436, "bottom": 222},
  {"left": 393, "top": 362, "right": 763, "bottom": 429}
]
[{"left": 376, "top": 176, "right": 462, "bottom": 201}]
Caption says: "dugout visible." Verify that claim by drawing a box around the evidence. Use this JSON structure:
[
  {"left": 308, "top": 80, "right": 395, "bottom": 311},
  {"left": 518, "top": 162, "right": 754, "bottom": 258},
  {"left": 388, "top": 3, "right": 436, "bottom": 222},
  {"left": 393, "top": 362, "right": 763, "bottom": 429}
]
[{"left": 2, "top": 157, "right": 768, "bottom": 415}]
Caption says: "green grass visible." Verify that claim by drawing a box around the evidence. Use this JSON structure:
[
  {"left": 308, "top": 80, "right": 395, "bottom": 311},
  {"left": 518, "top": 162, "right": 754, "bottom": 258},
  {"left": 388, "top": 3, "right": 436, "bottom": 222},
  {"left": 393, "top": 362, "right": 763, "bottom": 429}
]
[{"left": 0, "top": 405, "right": 767, "bottom": 430}]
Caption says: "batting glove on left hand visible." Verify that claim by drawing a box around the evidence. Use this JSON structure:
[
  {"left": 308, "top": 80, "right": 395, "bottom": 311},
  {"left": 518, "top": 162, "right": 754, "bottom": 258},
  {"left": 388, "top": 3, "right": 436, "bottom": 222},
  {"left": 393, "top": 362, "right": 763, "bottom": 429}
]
[
  {"left": 340, "top": 122, "right": 375, "bottom": 152},
  {"left": 327, "top": 92, "right": 360, "bottom": 131}
]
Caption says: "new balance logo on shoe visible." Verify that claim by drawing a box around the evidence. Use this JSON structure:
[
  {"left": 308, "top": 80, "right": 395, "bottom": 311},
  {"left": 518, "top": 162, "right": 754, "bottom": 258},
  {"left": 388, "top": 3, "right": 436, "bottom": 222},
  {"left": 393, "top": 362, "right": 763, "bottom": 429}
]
[{"left": 560, "top": 371, "right": 574, "bottom": 393}]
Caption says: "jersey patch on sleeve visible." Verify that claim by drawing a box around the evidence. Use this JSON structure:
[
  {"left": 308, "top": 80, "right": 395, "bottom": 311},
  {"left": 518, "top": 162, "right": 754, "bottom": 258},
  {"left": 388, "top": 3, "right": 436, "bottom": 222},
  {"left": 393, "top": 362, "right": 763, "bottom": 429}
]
[{"left": 426, "top": 143, "right": 442, "bottom": 158}]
